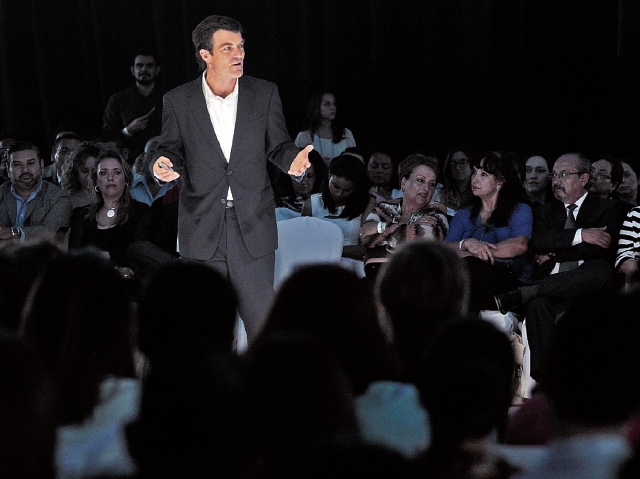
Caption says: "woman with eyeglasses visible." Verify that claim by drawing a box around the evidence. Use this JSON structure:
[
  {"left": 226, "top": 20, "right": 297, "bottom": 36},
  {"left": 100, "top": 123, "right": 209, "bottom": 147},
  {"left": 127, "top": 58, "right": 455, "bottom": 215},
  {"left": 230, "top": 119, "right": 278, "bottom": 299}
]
[{"left": 432, "top": 146, "right": 475, "bottom": 221}]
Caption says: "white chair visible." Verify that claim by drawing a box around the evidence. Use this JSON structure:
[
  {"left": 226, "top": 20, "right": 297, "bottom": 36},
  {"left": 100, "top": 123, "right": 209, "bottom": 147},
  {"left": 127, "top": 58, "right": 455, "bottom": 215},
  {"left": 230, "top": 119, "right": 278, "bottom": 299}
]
[
  {"left": 274, "top": 216, "right": 344, "bottom": 289},
  {"left": 234, "top": 216, "right": 345, "bottom": 355}
]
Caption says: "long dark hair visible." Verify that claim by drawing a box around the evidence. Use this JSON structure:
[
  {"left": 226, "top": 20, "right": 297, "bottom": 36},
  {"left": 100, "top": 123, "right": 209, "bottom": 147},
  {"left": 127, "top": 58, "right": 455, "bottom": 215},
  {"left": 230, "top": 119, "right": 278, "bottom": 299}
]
[
  {"left": 20, "top": 249, "right": 136, "bottom": 425},
  {"left": 469, "top": 151, "right": 528, "bottom": 227},
  {"left": 272, "top": 149, "right": 328, "bottom": 202},
  {"left": 304, "top": 90, "right": 347, "bottom": 144},
  {"left": 61, "top": 142, "right": 101, "bottom": 194},
  {"left": 321, "top": 154, "right": 371, "bottom": 219}
]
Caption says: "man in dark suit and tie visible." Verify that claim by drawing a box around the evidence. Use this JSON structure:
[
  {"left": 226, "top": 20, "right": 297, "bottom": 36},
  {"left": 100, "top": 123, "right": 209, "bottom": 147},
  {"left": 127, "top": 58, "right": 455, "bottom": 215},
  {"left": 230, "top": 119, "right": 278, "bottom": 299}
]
[
  {"left": 495, "top": 152, "right": 624, "bottom": 379},
  {"left": 152, "top": 15, "right": 312, "bottom": 342}
]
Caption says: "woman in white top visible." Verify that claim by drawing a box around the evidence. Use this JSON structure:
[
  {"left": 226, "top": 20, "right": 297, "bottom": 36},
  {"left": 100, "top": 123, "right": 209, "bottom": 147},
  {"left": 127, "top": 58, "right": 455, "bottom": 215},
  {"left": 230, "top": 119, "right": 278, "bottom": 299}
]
[
  {"left": 302, "top": 154, "right": 374, "bottom": 262},
  {"left": 295, "top": 91, "right": 356, "bottom": 166}
]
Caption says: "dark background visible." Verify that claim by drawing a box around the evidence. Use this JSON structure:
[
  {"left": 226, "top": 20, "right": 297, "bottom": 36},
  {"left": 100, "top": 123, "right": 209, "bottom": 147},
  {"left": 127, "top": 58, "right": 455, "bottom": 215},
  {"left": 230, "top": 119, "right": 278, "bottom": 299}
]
[{"left": 1, "top": 0, "right": 639, "bottom": 163}]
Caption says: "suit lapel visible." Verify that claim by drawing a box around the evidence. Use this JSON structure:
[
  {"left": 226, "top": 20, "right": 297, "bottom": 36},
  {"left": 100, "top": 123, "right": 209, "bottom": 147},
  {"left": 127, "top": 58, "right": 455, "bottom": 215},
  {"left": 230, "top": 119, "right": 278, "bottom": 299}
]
[
  {"left": 186, "top": 77, "right": 226, "bottom": 162},
  {"left": 575, "top": 193, "right": 595, "bottom": 226},
  {"left": 230, "top": 77, "right": 255, "bottom": 165}
]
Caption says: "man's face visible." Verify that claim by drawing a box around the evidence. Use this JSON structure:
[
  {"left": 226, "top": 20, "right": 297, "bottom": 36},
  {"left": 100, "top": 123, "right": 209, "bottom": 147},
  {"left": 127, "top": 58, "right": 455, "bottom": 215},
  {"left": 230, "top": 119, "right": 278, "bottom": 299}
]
[
  {"left": 9, "top": 149, "right": 44, "bottom": 191},
  {"left": 551, "top": 155, "right": 589, "bottom": 204},
  {"left": 52, "top": 138, "right": 81, "bottom": 169},
  {"left": 131, "top": 55, "right": 160, "bottom": 86},
  {"left": 200, "top": 30, "right": 245, "bottom": 80},
  {"left": 588, "top": 159, "right": 617, "bottom": 198}
]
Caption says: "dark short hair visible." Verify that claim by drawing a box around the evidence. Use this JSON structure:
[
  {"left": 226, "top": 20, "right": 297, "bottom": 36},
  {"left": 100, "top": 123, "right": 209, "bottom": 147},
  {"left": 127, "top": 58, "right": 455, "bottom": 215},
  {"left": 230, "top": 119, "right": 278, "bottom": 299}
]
[
  {"left": 130, "top": 50, "right": 159, "bottom": 66},
  {"left": 191, "top": 15, "right": 243, "bottom": 71},
  {"left": 8, "top": 141, "right": 41, "bottom": 161},
  {"left": 594, "top": 153, "right": 624, "bottom": 191}
]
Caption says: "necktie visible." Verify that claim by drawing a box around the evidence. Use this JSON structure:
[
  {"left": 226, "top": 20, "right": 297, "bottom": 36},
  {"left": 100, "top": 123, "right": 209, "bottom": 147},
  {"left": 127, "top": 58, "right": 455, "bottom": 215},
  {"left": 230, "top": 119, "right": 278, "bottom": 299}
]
[{"left": 558, "top": 204, "right": 578, "bottom": 272}]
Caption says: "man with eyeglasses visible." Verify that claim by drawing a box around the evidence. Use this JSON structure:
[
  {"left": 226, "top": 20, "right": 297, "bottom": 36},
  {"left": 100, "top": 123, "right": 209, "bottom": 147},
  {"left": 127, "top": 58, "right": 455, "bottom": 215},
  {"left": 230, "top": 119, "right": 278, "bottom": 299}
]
[
  {"left": 495, "top": 152, "right": 625, "bottom": 380},
  {"left": 43, "top": 133, "right": 81, "bottom": 187}
]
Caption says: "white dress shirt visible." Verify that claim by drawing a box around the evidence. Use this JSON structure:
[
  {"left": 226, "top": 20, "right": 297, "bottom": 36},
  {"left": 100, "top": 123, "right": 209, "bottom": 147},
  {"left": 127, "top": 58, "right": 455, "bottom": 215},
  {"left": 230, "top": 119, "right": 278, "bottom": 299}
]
[{"left": 202, "top": 72, "right": 239, "bottom": 200}]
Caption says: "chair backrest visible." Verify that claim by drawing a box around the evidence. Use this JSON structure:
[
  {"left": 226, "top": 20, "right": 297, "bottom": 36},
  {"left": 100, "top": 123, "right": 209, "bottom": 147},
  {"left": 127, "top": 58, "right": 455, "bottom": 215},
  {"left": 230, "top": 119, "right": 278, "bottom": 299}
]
[{"left": 274, "top": 216, "right": 344, "bottom": 289}]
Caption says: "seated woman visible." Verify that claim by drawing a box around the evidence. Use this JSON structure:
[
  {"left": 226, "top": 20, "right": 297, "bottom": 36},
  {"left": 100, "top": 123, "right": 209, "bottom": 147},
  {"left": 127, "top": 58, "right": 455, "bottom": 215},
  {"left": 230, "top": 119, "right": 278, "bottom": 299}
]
[
  {"left": 60, "top": 142, "right": 100, "bottom": 209},
  {"left": 272, "top": 149, "right": 328, "bottom": 221},
  {"left": 360, "top": 154, "right": 449, "bottom": 282},
  {"left": 20, "top": 249, "right": 139, "bottom": 479},
  {"left": 301, "top": 154, "right": 374, "bottom": 275},
  {"left": 431, "top": 145, "right": 475, "bottom": 221},
  {"left": 68, "top": 150, "right": 150, "bottom": 283},
  {"left": 295, "top": 90, "right": 356, "bottom": 166},
  {"left": 366, "top": 147, "right": 403, "bottom": 204},
  {"left": 522, "top": 152, "right": 554, "bottom": 210},
  {"left": 444, "top": 150, "right": 533, "bottom": 315}
]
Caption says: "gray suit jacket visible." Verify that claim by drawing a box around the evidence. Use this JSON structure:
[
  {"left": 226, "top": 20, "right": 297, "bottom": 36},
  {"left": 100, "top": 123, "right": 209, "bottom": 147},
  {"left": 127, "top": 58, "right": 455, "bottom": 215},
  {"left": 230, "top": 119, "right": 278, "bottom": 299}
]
[
  {"left": 155, "top": 75, "right": 300, "bottom": 260},
  {"left": 0, "top": 180, "right": 73, "bottom": 240}
]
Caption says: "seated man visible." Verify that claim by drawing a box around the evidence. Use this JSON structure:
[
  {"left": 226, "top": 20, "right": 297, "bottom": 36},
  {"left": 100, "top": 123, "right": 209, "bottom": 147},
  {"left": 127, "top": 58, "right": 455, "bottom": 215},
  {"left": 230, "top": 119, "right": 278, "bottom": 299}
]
[
  {"left": 43, "top": 133, "right": 82, "bottom": 187},
  {"left": 495, "top": 152, "right": 625, "bottom": 379},
  {"left": 130, "top": 136, "right": 174, "bottom": 206},
  {"left": 0, "top": 141, "right": 72, "bottom": 243}
]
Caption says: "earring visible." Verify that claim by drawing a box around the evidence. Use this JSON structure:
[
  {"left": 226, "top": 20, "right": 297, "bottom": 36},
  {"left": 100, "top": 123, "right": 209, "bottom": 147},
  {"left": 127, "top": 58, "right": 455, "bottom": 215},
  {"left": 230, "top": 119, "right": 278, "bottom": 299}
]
[
  {"left": 496, "top": 186, "right": 501, "bottom": 191},
  {"left": 94, "top": 185, "right": 100, "bottom": 193}
]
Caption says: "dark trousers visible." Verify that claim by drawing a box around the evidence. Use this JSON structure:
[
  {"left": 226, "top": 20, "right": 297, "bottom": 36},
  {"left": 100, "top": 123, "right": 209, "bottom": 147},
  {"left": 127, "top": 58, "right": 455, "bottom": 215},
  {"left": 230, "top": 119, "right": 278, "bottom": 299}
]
[
  {"left": 464, "top": 256, "right": 523, "bottom": 314},
  {"left": 525, "top": 259, "right": 613, "bottom": 379},
  {"left": 199, "top": 207, "right": 275, "bottom": 343}
]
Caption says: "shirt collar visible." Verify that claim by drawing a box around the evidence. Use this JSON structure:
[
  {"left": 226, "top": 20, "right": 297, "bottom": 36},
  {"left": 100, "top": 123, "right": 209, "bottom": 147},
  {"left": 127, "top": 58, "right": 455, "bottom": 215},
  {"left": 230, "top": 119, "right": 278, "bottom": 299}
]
[
  {"left": 565, "top": 191, "right": 588, "bottom": 209},
  {"left": 201, "top": 71, "right": 239, "bottom": 101},
  {"left": 10, "top": 180, "right": 43, "bottom": 203}
]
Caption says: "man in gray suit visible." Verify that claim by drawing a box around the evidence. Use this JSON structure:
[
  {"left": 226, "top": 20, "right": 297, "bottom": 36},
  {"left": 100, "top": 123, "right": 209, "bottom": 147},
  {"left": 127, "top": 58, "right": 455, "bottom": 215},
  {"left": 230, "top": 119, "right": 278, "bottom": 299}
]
[
  {"left": 152, "top": 15, "right": 312, "bottom": 341},
  {"left": 0, "top": 141, "right": 72, "bottom": 243}
]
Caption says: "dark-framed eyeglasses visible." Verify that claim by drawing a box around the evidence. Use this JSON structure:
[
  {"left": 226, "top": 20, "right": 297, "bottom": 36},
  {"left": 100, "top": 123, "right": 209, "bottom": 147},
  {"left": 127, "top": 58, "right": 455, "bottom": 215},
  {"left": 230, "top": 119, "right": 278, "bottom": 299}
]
[
  {"left": 550, "top": 171, "right": 581, "bottom": 180},
  {"left": 593, "top": 171, "right": 612, "bottom": 180},
  {"left": 451, "top": 159, "right": 469, "bottom": 169}
]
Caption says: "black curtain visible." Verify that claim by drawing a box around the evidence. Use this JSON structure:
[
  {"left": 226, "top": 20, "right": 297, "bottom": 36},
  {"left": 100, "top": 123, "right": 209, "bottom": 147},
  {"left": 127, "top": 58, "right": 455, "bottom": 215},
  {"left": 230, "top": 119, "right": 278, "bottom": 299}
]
[{"left": 1, "top": 0, "right": 634, "bottom": 162}]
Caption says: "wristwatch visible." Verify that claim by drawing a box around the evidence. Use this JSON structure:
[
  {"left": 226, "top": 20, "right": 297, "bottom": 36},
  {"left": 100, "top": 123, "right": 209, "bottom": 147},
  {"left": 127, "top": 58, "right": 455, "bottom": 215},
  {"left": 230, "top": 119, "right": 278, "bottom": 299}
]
[{"left": 10, "top": 227, "right": 20, "bottom": 238}]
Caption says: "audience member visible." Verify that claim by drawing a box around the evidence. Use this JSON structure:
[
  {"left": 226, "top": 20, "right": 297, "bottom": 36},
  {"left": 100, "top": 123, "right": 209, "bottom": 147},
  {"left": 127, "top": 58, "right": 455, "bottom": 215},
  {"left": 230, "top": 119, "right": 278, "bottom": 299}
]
[
  {"left": 0, "top": 240, "right": 63, "bottom": 331},
  {"left": 0, "top": 131, "right": 17, "bottom": 184},
  {"left": 242, "top": 332, "right": 358, "bottom": 478},
  {"left": 103, "top": 50, "right": 163, "bottom": 161},
  {"left": 415, "top": 319, "right": 519, "bottom": 479},
  {"left": 360, "top": 154, "right": 448, "bottom": 282},
  {"left": 435, "top": 145, "right": 475, "bottom": 220},
  {"left": 1, "top": 141, "right": 72, "bottom": 244},
  {"left": 126, "top": 180, "right": 180, "bottom": 287},
  {"left": 96, "top": 128, "right": 130, "bottom": 163},
  {"left": 445, "top": 150, "right": 533, "bottom": 314},
  {"left": 376, "top": 240, "right": 470, "bottom": 382},
  {"left": 68, "top": 150, "right": 151, "bottom": 283},
  {"left": 522, "top": 152, "right": 554, "bottom": 209},
  {"left": 616, "top": 205, "right": 640, "bottom": 290},
  {"left": 251, "top": 264, "right": 427, "bottom": 458},
  {"left": 0, "top": 334, "right": 57, "bottom": 479},
  {"left": 20, "top": 249, "right": 139, "bottom": 479},
  {"left": 60, "top": 141, "right": 100, "bottom": 208},
  {"left": 618, "top": 158, "right": 638, "bottom": 206},
  {"left": 588, "top": 153, "right": 623, "bottom": 200},
  {"left": 131, "top": 135, "right": 161, "bottom": 176},
  {"left": 301, "top": 154, "right": 374, "bottom": 269},
  {"left": 514, "top": 290, "right": 640, "bottom": 479},
  {"left": 130, "top": 136, "right": 174, "bottom": 206},
  {"left": 43, "top": 132, "right": 82, "bottom": 186},
  {"left": 366, "top": 147, "right": 402, "bottom": 204},
  {"left": 271, "top": 148, "right": 327, "bottom": 221},
  {"left": 494, "top": 152, "right": 624, "bottom": 379},
  {"left": 135, "top": 259, "right": 239, "bottom": 369},
  {"left": 295, "top": 90, "right": 356, "bottom": 166},
  {"left": 126, "top": 347, "right": 251, "bottom": 479}
]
